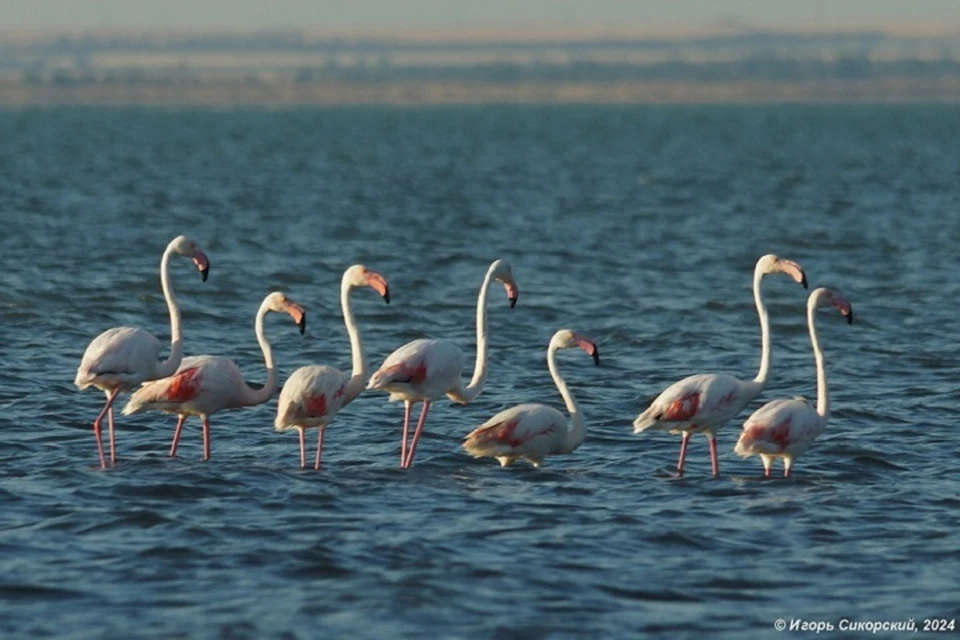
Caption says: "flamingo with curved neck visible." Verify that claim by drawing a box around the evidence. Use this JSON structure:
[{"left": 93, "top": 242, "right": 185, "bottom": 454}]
[
  {"left": 735, "top": 287, "right": 853, "bottom": 477},
  {"left": 632, "top": 254, "right": 807, "bottom": 477},
  {"left": 74, "top": 234, "right": 209, "bottom": 468},
  {"left": 463, "top": 329, "right": 599, "bottom": 467},
  {"left": 367, "top": 259, "right": 519, "bottom": 468},
  {"left": 275, "top": 265, "right": 390, "bottom": 469},
  {"left": 122, "top": 291, "right": 305, "bottom": 461}
]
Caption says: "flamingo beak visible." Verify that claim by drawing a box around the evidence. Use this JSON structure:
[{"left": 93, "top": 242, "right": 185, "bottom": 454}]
[
  {"left": 577, "top": 338, "right": 600, "bottom": 366},
  {"left": 505, "top": 281, "right": 519, "bottom": 308},
  {"left": 367, "top": 271, "right": 390, "bottom": 304},
  {"left": 285, "top": 301, "right": 306, "bottom": 335},
  {"left": 193, "top": 251, "right": 210, "bottom": 282},
  {"left": 834, "top": 296, "right": 854, "bottom": 324},
  {"left": 777, "top": 259, "right": 807, "bottom": 289}
]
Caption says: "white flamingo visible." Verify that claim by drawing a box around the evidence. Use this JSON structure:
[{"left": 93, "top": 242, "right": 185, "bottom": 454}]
[
  {"left": 122, "top": 292, "right": 305, "bottom": 461},
  {"left": 74, "top": 235, "right": 209, "bottom": 469},
  {"left": 367, "top": 259, "right": 519, "bottom": 469},
  {"left": 632, "top": 254, "right": 808, "bottom": 477},
  {"left": 735, "top": 287, "right": 853, "bottom": 477},
  {"left": 463, "top": 329, "right": 599, "bottom": 467},
  {"left": 274, "top": 266, "right": 390, "bottom": 470}
]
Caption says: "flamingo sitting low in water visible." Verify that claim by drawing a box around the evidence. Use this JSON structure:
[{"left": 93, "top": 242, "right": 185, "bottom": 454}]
[
  {"left": 735, "top": 287, "right": 853, "bottom": 477},
  {"left": 74, "top": 235, "right": 209, "bottom": 469},
  {"left": 123, "top": 292, "right": 305, "bottom": 461},
  {"left": 463, "top": 329, "right": 599, "bottom": 468},
  {"left": 367, "top": 259, "right": 518, "bottom": 469},
  {"left": 274, "top": 265, "right": 390, "bottom": 470},
  {"left": 632, "top": 254, "right": 807, "bottom": 477}
]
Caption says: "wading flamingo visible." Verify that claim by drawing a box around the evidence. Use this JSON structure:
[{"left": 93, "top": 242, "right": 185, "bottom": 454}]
[
  {"left": 734, "top": 287, "right": 853, "bottom": 477},
  {"left": 122, "top": 292, "right": 305, "bottom": 461},
  {"left": 463, "top": 329, "right": 599, "bottom": 468},
  {"left": 275, "top": 266, "right": 390, "bottom": 470},
  {"left": 74, "top": 235, "right": 209, "bottom": 469},
  {"left": 367, "top": 259, "right": 518, "bottom": 469},
  {"left": 632, "top": 254, "right": 807, "bottom": 477}
]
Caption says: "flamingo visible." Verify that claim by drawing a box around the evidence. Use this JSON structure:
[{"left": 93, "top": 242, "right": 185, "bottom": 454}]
[
  {"left": 74, "top": 235, "right": 210, "bottom": 469},
  {"left": 734, "top": 287, "right": 853, "bottom": 477},
  {"left": 274, "top": 265, "right": 390, "bottom": 470},
  {"left": 122, "top": 291, "right": 305, "bottom": 461},
  {"left": 632, "top": 254, "right": 808, "bottom": 477},
  {"left": 367, "top": 259, "right": 519, "bottom": 469},
  {"left": 463, "top": 329, "right": 599, "bottom": 468}
]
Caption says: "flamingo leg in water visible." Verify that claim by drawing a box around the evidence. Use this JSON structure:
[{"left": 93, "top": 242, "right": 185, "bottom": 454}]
[
  {"left": 107, "top": 402, "right": 117, "bottom": 466},
  {"left": 400, "top": 401, "right": 412, "bottom": 466},
  {"left": 169, "top": 415, "right": 186, "bottom": 457},
  {"left": 298, "top": 428, "right": 306, "bottom": 470},
  {"left": 402, "top": 400, "right": 431, "bottom": 469},
  {"left": 708, "top": 435, "right": 720, "bottom": 478},
  {"left": 676, "top": 431, "right": 691, "bottom": 475},
  {"left": 92, "top": 388, "right": 121, "bottom": 469},
  {"left": 202, "top": 417, "right": 211, "bottom": 461},
  {"left": 761, "top": 455, "right": 773, "bottom": 479},
  {"left": 315, "top": 429, "right": 324, "bottom": 471}
]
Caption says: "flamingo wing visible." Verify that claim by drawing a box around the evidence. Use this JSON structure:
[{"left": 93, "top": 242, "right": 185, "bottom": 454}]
[
  {"left": 275, "top": 365, "right": 348, "bottom": 430},
  {"left": 735, "top": 397, "right": 824, "bottom": 457},
  {"left": 123, "top": 355, "right": 242, "bottom": 417},
  {"left": 463, "top": 403, "right": 566, "bottom": 460},
  {"left": 368, "top": 338, "right": 464, "bottom": 400},
  {"left": 633, "top": 372, "right": 753, "bottom": 435},
  {"left": 75, "top": 326, "right": 162, "bottom": 389}
]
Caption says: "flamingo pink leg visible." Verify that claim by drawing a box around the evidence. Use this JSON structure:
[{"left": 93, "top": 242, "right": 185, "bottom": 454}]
[
  {"left": 708, "top": 435, "right": 720, "bottom": 478},
  {"left": 202, "top": 417, "right": 211, "bottom": 461},
  {"left": 92, "top": 388, "right": 121, "bottom": 469},
  {"left": 169, "top": 415, "right": 186, "bottom": 457},
  {"left": 676, "top": 431, "right": 691, "bottom": 475},
  {"left": 764, "top": 467, "right": 771, "bottom": 479},
  {"left": 315, "top": 429, "right": 324, "bottom": 471},
  {"left": 107, "top": 404, "right": 117, "bottom": 466},
  {"left": 400, "top": 401, "right": 412, "bottom": 466},
  {"left": 783, "top": 466, "right": 791, "bottom": 478},
  {"left": 298, "top": 428, "right": 307, "bottom": 470},
  {"left": 402, "top": 400, "right": 431, "bottom": 469}
]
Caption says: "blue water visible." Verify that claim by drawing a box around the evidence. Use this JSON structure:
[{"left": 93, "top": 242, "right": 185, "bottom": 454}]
[{"left": 1, "top": 105, "right": 959, "bottom": 639}]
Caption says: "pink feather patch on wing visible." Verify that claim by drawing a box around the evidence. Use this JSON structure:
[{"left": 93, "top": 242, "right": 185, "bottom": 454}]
[
  {"left": 664, "top": 391, "right": 701, "bottom": 421},
  {"left": 165, "top": 367, "right": 202, "bottom": 402}
]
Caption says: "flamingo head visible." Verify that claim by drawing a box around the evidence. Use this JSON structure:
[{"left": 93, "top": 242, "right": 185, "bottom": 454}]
[
  {"left": 551, "top": 329, "right": 600, "bottom": 366},
  {"left": 344, "top": 265, "right": 390, "bottom": 304},
  {"left": 811, "top": 287, "right": 854, "bottom": 324},
  {"left": 169, "top": 235, "right": 210, "bottom": 282},
  {"left": 756, "top": 254, "right": 807, "bottom": 289},
  {"left": 263, "top": 291, "right": 307, "bottom": 335},
  {"left": 490, "top": 259, "right": 519, "bottom": 308}
]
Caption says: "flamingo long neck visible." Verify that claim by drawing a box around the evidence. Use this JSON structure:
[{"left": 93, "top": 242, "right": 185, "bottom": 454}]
[
  {"left": 752, "top": 266, "right": 771, "bottom": 388},
  {"left": 237, "top": 301, "right": 278, "bottom": 407},
  {"left": 549, "top": 345, "right": 586, "bottom": 452},
  {"left": 808, "top": 298, "right": 829, "bottom": 418},
  {"left": 341, "top": 280, "right": 368, "bottom": 404},
  {"left": 155, "top": 244, "right": 183, "bottom": 379},
  {"left": 460, "top": 265, "right": 497, "bottom": 403}
]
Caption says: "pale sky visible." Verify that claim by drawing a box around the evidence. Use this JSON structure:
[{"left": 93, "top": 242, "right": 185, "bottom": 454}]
[{"left": 1, "top": 0, "right": 958, "bottom": 31}]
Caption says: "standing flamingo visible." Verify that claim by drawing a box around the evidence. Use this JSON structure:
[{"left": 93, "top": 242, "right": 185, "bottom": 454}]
[
  {"left": 74, "top": 235, "right": 210, "bottom": 469},
  {"left": 632, "top": 254, "right": 808, "bottom": 477},
  {"left": 734, "top": 288, "right": 853, "bottom": 477},
  {"left": 367, "top": 259, "right": 518, "bottom": 469},
  {"left": 122, "top": 292, "right": 305, "bottom": 461},
  {"left": 463, "top": 329, "right": 599, "bottom": 467},
  {"left": 275, "top": 265, "right": 390, "bottom": 470}
]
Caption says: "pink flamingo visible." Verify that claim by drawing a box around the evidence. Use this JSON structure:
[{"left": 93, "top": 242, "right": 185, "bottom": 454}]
[
  {"left": 632, "top": 254, "right": 808, "bottom": 477},
  {"left": 734, "top": 287, "right": 853, "bottom": 477},
  {"left": 463, "top": 329, "right": 599, "bottom": 467},
  {"left": 74, "top": 235, "right": 209, "bottom": 469},
  {"left": 122, "top": 292, "right": 305, "bottom": 461},
  {"left": 367, "top": 259, "right": 519, "bottom": 469},
  {"left": 274, "top": 266, "right": 390, "bottom": 470}
]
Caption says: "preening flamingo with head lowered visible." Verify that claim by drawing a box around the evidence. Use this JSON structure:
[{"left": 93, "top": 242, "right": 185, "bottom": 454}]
[
  {"left": 367, "top": 259, "right": 518, "bottom": 469},
  {"left": 275, "top": 265, "right": 390, "bottom": 470},
  {"left": 463, "top": 329, "right": 599, "bottom": 468},
  {"left": 632, "top": 254, "right": 808, "bottom": 477},
  {"left": 122, "top": 292, "right": 305, "bottom": 461},
  {"left": 735, "top": 287, "right": 853, "bottom": 477},
  {"left": 74, "top": 235, "right": 209, "bottom": 469}
]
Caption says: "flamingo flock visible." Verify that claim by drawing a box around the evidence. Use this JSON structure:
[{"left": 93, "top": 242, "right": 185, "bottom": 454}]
[{"left": 76, "top": 237, "right": 854, "bottom": 478}]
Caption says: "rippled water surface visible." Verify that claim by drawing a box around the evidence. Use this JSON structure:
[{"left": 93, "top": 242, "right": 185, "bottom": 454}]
[{"left": 1, "top": 105, "right": 959, "bottom": 639}]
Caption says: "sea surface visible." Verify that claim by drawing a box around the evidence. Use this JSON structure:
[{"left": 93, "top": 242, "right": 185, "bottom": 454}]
[{"left": 1, "top": 105, "right": 958, "bottom": 639}]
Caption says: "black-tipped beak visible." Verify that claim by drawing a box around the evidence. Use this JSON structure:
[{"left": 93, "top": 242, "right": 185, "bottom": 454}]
[
  {"left": 800, "top": 272, "right": 808, "bottom": 289},
  {"left": 383, "top": 287, "right": 391, "bottom": 305},
  {"left": 592, "top": 348, "right": 600, "bottom": 366},
  {"left": 298, "top": 314, "right": 307, "bottom": 335},
  {"left": 201, "top": 266, "right": 209, "bottom": 282},
  {"left": 846, "top": 311, "right": 854, "bottom": 325},
  {"left": 509, "top": 295, "right": 518, "bottom": 308}
]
